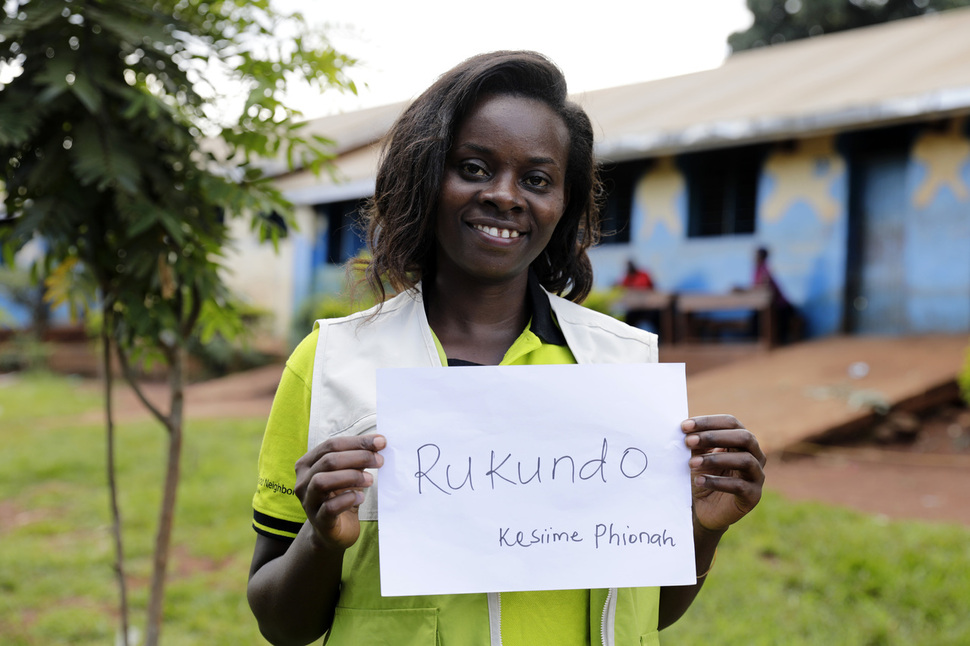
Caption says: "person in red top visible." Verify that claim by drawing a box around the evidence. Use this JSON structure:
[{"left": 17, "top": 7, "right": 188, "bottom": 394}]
[
  {"left": 620, "top": 259, "right": 654, "bottom": 290},
  {"left": 618, "top": 260, "right": 658, "bottom": 331}
]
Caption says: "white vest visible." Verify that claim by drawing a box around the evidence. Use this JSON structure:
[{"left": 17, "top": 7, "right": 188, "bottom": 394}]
[
  {"left": 308, "top": 284, "right": 658, "bottom": 521},
  {"left": 307, "top": 286, "right": 661, "bottom": 645}
]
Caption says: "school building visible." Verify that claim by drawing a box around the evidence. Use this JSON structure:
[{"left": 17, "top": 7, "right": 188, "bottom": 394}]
[{"left": 225, "top": 8, "right": 970, "bottom": 342}]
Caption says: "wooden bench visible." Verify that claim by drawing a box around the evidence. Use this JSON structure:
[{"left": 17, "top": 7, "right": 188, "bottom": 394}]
[
  {"left": 675, "top": 287, "right": 775, "bottom": 347},
  {"left": 619, "top": 290, "right": 676, "bottom": 343}
]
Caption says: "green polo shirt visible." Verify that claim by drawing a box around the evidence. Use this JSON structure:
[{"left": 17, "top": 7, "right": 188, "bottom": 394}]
[{"left": 253, "top": 282, "right": 590, "bottom": 645}]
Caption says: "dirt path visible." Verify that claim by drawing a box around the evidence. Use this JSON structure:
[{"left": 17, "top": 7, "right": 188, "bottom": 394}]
[
  {"left": 766, "top": 404, "right": 970, "bottom": 526},
  {"left": 767, "top": 454, "right": 970, "bottom": 526}
]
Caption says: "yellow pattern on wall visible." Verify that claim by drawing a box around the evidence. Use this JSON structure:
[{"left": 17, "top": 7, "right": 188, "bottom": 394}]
[
  {"left": 633, "top": 156, "right": 685, "bottom": 239},
  {"left": 762, "top": 136, "right": 845, "bottom": 224},
  {"left": 912, "top": 119, "right": 970, "bottom": 208}
]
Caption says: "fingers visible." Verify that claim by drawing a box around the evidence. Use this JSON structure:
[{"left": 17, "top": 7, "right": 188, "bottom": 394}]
[
  {"left": 294, "top": 434, "right": 385, "bottom": 514},
  {"left": 301, "top": 468, "right": 375, "bottom": 520},
  {"left": 298, "top": 434, "right": 385, "bottom": 482},
  {"left": 307, "top": 489, "right": 364, "bottom": 534},
  {"left": 297, "top": 433, "right": 386, "bottom": 473},
  {"left": 683, "top": 414, "right": 766, "bottom": 501},
  {"left": 682, "top": 415, "right": 767, "bottom": 467},
  {"left": 691, "top": 467, "right": 764, "bottom": 518},
  {"left": 682, "top": 414, "right": 743, "bottom": 432},
  {"left": 688, "top": 450, "right": 765, "bottom": 489}
]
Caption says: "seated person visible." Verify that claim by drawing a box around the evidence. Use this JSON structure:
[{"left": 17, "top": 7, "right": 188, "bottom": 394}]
[
  {"left": 619, "top": 260, "right": 654, "bottom": 290},
  {"left": 753, "top": 247, "right": 798, "bottom": 344},
  {"left": 617, "top": 260, "right": 658, "bottom": 331}
]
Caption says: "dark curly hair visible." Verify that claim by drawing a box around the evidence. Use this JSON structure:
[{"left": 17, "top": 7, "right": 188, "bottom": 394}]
[{"left": 357, "top": 50, "right": 602, "bottom": 303}]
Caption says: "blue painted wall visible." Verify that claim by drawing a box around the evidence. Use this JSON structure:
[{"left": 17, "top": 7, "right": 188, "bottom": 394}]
[
  {"left": 284, "top": 123, "right": 969, "bottom": 341},
  {"left": 904, "top": 124, "right": 970, "bottom": 332},
  {"left": 589, "top": 124, "right": 970, "bottom": 338}
]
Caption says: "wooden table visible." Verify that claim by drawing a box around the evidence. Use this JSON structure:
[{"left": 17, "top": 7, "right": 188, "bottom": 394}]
[
  {"left": 675, "top": 288, "right": 775, "bottom": 347},
  {"left": 619, "top": 290, "right": 676, "bottom": 343}
]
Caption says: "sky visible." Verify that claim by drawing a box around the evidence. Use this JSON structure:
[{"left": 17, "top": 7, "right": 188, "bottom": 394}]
[
  {"left": 275, "top": 0, "right": 755, "bottom": 119},
  {"left": 0, "top": 0, "right": 755, "bottom": 121}
]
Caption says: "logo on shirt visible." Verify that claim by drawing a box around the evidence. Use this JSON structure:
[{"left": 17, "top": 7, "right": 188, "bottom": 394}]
[{"left": 258, "top": 477, "right": 294, "bottom": 496}]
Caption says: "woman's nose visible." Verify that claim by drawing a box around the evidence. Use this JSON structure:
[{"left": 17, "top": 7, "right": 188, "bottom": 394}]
[{"left": 480, "top": 173, "right": 523, "bottom": 212}]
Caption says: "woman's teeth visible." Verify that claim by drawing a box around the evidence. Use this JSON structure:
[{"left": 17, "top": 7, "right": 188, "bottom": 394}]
[{"left": 474, "top": 224, "right": 520, "bottom": 239}]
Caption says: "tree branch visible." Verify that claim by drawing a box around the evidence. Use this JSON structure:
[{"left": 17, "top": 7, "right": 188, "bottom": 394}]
[
  {"left": 179, "top": 282, "right": 203, "bottom": 339},
  {"left": 115, "top": 342, "right": 172, "bottom": 428},
  {"left": 102, "top": 315, "right": 131, "bottom": 646}
]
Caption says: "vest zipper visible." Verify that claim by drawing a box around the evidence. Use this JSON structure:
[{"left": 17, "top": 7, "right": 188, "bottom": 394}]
[
  {"left": 487, "top": 591, "right": 503, "bottom": 646},
  {"left": 600, "top": 588, "right": 616, "bottom": 646}
]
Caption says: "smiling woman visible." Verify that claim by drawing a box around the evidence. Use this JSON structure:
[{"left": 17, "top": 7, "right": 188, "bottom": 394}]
[
  {"left": 246, "top": 51, "right": 767, "bottom": 646},
  {"left": 360, "top": 51, "right": 602, "bottom": 307},
  {"left": 431, "top": 94, "right": 571, "bottom": 356}
]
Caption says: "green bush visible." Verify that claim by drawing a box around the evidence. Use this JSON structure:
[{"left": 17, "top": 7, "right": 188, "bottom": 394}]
[
  {"left": 291, "top": 289, "right": 378, "bottom": 345},
  {"left": 186, "top": 332, "right": 274, "bottom": 378},
  {"left": 581, "top": 287, "right": 624, "bottom": 318},
  {"left": 188, "top": 301, "right": 277, "bottom": 378},
  {"left": 82, "top": 299, "right": 277, "bottom": 380},
  {"left": 0, "top": 265, "right": 51, "bottom": 334},
  {"left": 0, "top": 334, "right": 51, "bottom": 373}
]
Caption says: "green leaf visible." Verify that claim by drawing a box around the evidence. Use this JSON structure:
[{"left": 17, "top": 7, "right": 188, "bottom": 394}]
[
  {"left": 70, "top": 121, "right": 142, "bottom": 194},
  {"left": 34, "top": 54, "right": 76, "bottom": 95},
  {"left": 0, "top": 2, "right": 62, "bottom": 41},
  {"left": 157, "top": 209, "right": 187, "bottom": 246},
  {"left": 1, "top": 0, "right": 356, "bottom": 375},
  {"left": 35, "top": 84, "right": 69, "bottom": 105},
  {"left": 69, "top": 74, "right": 102, "bottom": 113},
  {"left": 85, "top": 6, "right": 179, "bottom": 54},
  {"left": 0, "top": 96, "right": 42, "bottom": 146}
]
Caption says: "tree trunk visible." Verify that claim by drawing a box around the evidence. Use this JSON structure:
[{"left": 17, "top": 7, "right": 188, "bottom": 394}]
[
  {"left": 144, "top": 345, "right": 185, "bottom": 646},
  {"left": 102, "top": 324, "right": 130, "bottom": 646}
]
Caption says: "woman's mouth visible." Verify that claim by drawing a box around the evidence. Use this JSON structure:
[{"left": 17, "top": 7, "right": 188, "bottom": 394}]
[{"left": 472, "top": 223, "right": 521, "bottom": 239}]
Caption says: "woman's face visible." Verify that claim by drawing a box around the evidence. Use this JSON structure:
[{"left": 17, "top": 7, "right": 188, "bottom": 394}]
[{"left": 434, "top": 94, "right": 570, "bottom": 287}]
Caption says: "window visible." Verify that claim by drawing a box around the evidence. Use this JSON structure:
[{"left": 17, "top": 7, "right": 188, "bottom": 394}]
[
  {"left": 313, "top": 198, "right": 367, "bottom": 265},
  {"left": 683, "top": 146, "right": 763, "bottom": 238},
  {"left": 598, "top": 161, "right": 644, "bottom": 244},
  {"left": 265, "top": 211, "right": 287, "bottom": 235}
]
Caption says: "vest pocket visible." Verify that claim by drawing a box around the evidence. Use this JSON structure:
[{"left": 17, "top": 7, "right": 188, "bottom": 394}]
[
  {"left": 640, "top": 629, "right": 660, "bottom": 645},
  {"left": 325, "top": 606, "right": 438, "bottom": 645}
]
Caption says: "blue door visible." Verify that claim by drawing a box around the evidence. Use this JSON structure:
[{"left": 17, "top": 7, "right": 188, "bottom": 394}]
[{"left": 854, "top": 153, "right": 909, "bottom": 334}]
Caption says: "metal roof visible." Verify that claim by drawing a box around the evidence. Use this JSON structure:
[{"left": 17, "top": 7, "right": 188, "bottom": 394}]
[
  {"left": 279, "top": 8, "right": 970, "bottom": 202},
  {"left": 586, "top": 7, "right": 970, "bottom": 161}
]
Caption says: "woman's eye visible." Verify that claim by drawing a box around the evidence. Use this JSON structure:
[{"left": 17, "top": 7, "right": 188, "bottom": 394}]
[
  {"left": 524, "top": 175, "right": 550, "bottom": 188},
  {"left": 460, "top": 162, "right": 488, "bottom": 177}
]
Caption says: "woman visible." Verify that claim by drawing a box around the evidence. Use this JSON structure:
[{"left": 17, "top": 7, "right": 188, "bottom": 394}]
[{"left": 248, "top": 51, "right": 766, "bottom": 645}]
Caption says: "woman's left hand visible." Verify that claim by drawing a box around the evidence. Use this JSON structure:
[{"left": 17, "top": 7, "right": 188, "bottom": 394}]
[{"left": 682, "top": 414, "right": 766, "bottom": 533}]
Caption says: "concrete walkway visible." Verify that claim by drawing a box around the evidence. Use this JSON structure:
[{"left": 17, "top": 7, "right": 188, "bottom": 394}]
[{"left": 682, "top": 335, "right": 968, "bottom": 453}]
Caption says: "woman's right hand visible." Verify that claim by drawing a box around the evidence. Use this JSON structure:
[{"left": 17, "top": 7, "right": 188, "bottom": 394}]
[{"left": 293, "top": 434, "right": 386, "bottom": 551}]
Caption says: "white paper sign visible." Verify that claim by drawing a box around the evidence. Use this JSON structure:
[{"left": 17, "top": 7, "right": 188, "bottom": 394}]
[{"left": 376, "top": 363, "right": 695, "bottom": 596}]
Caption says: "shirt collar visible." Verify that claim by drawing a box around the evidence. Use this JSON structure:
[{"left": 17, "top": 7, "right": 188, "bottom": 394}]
[{"left": 527, "top": 271, "right": 567, "bottom": 347}]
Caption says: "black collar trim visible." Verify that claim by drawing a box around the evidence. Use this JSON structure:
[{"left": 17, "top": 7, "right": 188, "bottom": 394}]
[
  {"left": 438, "top": 272, "right": 568, "bottom": 367},
  {"left": 527, "top": 271, "right": 567, "bottom": 347}
]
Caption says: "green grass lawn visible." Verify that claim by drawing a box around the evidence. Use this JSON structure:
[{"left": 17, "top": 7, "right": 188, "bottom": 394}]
[
  {"left": 0, "top": 371, "right": 267, "bottom": 645},
  {"left": 1, "top": 371, "right": 969, "bottom": 645}
]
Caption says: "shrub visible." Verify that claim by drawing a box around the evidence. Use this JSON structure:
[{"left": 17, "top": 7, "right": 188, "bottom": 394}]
[
  {"left": 0, "top": 334, "right": 51, "bottom": 373},
  {"left": 187, "top": 302, "right": 278, "bottom": 378},
  {"left": 291, "top": 289, "right": 378, "bottom": 346},
  {"left": 581, "top": 287, "right": 624, "bottom": 318}
]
